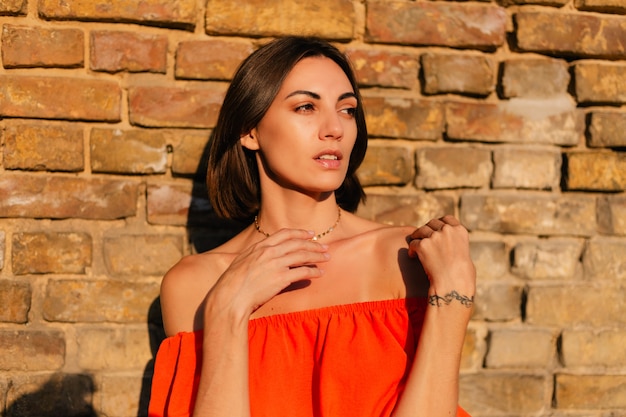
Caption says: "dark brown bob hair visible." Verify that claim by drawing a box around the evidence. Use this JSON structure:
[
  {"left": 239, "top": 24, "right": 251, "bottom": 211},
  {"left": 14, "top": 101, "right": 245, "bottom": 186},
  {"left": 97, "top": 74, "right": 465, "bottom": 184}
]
[{"left": 207, "top": 36, "right": 368, "bottom": 222}]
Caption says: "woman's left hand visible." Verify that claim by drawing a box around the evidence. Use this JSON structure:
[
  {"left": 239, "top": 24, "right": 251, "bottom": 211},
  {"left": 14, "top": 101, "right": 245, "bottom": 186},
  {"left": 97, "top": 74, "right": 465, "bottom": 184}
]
[{"left": 407, "top": 215, "right": 475, "bottom": 298}]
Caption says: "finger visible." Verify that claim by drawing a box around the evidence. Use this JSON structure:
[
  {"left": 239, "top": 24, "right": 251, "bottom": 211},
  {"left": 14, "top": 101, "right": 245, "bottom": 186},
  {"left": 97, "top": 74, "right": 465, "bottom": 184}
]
[
  {"left": 426, "top": 218, "right": 446, "bottom": 231},
  {"left": 410, "top": 225, "right": 434, "bottom": 240},
  {"left": 440, "top": 215, "right": 460, "bottom": 226}
]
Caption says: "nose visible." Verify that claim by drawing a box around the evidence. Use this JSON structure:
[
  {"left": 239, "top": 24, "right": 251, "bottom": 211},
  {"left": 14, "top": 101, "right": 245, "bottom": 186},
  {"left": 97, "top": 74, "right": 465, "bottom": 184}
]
[{"left": 320, "top": 109, "right": 343, "bottom": 141}]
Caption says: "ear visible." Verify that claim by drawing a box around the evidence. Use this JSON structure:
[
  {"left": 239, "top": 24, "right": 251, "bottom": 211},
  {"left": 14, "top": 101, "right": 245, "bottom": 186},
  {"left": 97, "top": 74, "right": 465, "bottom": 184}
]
[{"left": 240, "top": 129, "right": 260, "bottom": 151}]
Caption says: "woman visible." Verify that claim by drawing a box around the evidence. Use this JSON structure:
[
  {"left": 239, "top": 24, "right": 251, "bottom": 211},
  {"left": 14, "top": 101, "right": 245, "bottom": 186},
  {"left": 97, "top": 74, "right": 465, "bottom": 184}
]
[{"left": 149, "top": 36, "right": 475, "bottom": 417}]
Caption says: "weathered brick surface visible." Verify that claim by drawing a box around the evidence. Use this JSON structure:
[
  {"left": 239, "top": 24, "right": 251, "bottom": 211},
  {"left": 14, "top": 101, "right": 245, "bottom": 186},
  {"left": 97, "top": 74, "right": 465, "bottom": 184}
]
[
  {"left": 575, "top": 60, "right": 626, "bottom": 104},
  {"left": 421, "top": 53, "right": 495, "bottom": 96},
  {"left": 12, "top": 232, "right": 92, "bottom": 275},
  {"left": 0, "top": 280, "right": 31, "bottom": 323},
  {"left": 363, "top": 97, "right": 443, "bottom": 140},
  {"left": 588, "top": 110, "right": 626, "bottom": 147},
  {"left": 366, "top": 2, "right": 507, "bottom": 49},
  {"left": 470, "top": 241, "right": 510, "bottom": 282},
  {"left": 597, "top": 195, "right": 626, "bottom": 235},
  {"left": 493, "top": 147, "right": 561, "bottom": 190},
  {"left": 5, "top": 373, "right": 95, "bottom": 416},
  {"left": 575, "top": 0, "right": 626, "bottom": 14},
  {"left": 512, "top": 239, "right": 585, "bottom": 280},
  {"left": 90, "top": 128, "right": 167, "bottom": 174},
  {"left": 1, "top": 24, "right": 84, "bottom": 68},
  {"left": 129, "top": 85, "right": 225, "bottom": 128},
  {"left": 501, "top": 57, "right": 570, "bottom": 98},
  {"left": 446, "top": 99, "right": 583, "bottom": 145},
  {"left": 556, "top": 374, "right": 626, "bottom": 409},
  {"left": 526, "top": 284, "right": 626, "bottom": 327},
  {"left": 43, "top": 279, "right": 159, "bottom": 323},
  {"left": 77, "top": 327, "right": 152, "bottom": 370},
  {"left": 146, "top": 182, "right": 193, "bottom": 226},
  {"left": 175, "top": 39, "right": 255, "bottom": 81},
  {"left": 358, "top": 144, "right": 413, "bottom": 186},
  {"left": 516, "top": 11, "right": 626, "bottom": 58},
  {"left": 485, "top": 328, "right": 557, "bottom": 368},
  {"left": 0, "top": 176, "right": 138, "bottom": 220},
  {"left": 460, "top": 373, "right": 548, "bottom": 414},
  {"left": 1, "top": 2, "right": 625, "bottom": 416},
  {"left": 171, "top": 133, "right": 210, "bottom": 175},
  {"left": 472, "top": 282, "right": 524, "bottom": 322},
  {"left": 345, "top": 48, "right": 418, "bottom": 89},
  {"left": 103, "top": 234, "right": 184, "bottom": 277},
  {"left": 0, "top": 330, "right": 65, "bottom": 371},
  {"left": 90, "top": 31, "right": 168, "bottom": 73},
  {"left": 3, "top": 123, "right": 84, "bottom": 172},
  {"left": 416, "top": 147, "right": 492, "bottom": 190},
  {"left": 461, "top": 194, "right": 597, "bottom": 236},
  {"left": 38, "top": 0, "right": 197, "bottom": 29},
  {"left": 582, "top": 238, "right": 626, "bottom": 281},
  {"left": 566, "top": 151, "right": 626, "bottom": 191},
  {"left": 205, "top": 0, "right": 354, "bottom": 39},
  {"left": 0, "top": 0, "right": 26, "bottom": 14},
  {"left": 562, "top": 329, "right": 626, "bottom": 368},
  {"left": 357, "top": 193, "right": 455, "bottom": 227},
  {"left": 0, "top": 76, "right": 121, "bottom": 121}
]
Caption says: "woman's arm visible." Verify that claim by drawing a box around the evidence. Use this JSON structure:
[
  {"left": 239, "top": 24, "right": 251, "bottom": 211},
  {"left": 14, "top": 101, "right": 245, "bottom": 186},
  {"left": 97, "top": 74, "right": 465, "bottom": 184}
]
[
  {"left": 190, "top": 229, "right": 330, "bottom": 417},
  {"left": 393, "top": 216, "right": 475, "bottom": 417}
]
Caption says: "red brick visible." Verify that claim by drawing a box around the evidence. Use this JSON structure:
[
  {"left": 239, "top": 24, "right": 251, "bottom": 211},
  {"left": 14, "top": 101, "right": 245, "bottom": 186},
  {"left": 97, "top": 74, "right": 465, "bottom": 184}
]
[
  {"left": 0, "top": 330, "right": 65, "bottom": 371},
  {"left": 128, "top": 85, "right": 226, "bottom": 128},
  {"left": 205, "top": 0, "right": 354, "bottom": 39},
  {"left": 4, "top": 123, "right": 84, "bottom": 172},
  {"left": 421, "top": 52, "right": 495, "bottom": 96},
  {"left": 43, "top": 279, "right": 160, "bottom": 323},
  {"left": 12, "top": 232, "right": 92, "bottom": 275},
  {"left": 575, "top": 0, "right": 626, "bottom": 14},
  {"left": 90, "top": 30, "right": 167, "bottom": 73},
  {"left": 0, "top": 175, "right": 138, "bottom": 220},
  {"left": 516, "top": 11, "right": 626, "bottom": 59},
  {"left": 575, "top": 60, "right": 626, "bottom": 104},
  {"left": 363, "top": 96, "right": 443, "bottom": 140},
  {"left": 345, "top": 47, "right": 418, "bottom": 89},
  {"left": 38, "top": 0, "right": 197, "bottom": 30},
  {"left": 461, "top": 193, "right": 596, "bottom": 236},
  {"left": 366, "top": 2, "right": 506, "bottom": 50},
  {"left": 1, "top": 24, "right": 83, "bottom": 68},
  {"left": 0, "top": 75, "right": 121, "bottom": 121},
  {"left": 0, "top": 280, "right": 31, "bottom": 323},
  {"left": 90, "top": 128, "right": 167, "bottom": 174},
  {"left": 446, "top": 100, "right": 583, "bottom": 145},
  {"left": 501, "top": 57, "right": 570, "bottom": 98},
  {"left": 492, "top": 147, "right": 561, "bottom": 190},
  {"left": 589, "top": 111, "right": 626, "bottom": 147},
  {"left": 175, "top": 39, "right": 255, "bottom": 80},
  {"left": 147, "top": 182, "right": 192, "bottom": 226},
  {"left": 566, "top": 151, "right": 626, "bottom": 191},
  {"left": 356, "top": 193, "right": 455, "bottom": 227},
  {"left": 0, "top": 0, "right": 26, "bottom": 15}
]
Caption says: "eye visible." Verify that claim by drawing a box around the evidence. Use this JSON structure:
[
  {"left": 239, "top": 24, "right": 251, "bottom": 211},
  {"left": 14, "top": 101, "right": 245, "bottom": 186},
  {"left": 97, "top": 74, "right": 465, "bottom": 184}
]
[
  {"left": 295, "top": 103, "right": 315, "bottom": 113},
  {"left": 340, "top": 107, "right": 357, "bottom": 117}
]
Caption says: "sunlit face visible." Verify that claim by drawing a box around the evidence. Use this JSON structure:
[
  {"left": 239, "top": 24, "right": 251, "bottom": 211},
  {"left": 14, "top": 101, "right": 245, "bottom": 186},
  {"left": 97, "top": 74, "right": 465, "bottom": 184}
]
[{"left": 241, "top": 56, "right": 358, "bottom": 198}]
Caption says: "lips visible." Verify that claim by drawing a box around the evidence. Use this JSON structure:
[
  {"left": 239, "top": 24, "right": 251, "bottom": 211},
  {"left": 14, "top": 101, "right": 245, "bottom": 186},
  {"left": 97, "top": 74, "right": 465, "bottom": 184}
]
[{"left": 314, "top": 150, "right": 343, "bottom": 161}]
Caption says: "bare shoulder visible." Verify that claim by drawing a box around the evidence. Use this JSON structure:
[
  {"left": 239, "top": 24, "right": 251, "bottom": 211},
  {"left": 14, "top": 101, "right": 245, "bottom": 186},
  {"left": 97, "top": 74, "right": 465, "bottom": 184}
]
[{"left": 160, "top": 246, "right": 236, "bottom": 337}]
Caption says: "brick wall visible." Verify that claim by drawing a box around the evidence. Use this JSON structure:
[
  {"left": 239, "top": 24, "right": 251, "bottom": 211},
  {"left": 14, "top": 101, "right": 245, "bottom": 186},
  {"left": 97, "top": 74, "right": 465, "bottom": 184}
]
[{"left": 1, "top": 0, "right": 625, "bottom": 416}]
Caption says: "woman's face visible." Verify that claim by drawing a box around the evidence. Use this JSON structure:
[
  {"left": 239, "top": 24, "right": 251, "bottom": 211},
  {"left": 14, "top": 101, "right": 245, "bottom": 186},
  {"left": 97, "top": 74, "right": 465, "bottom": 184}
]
[{"left": 242, "top": 56, "right": 358, "bottom": 198}]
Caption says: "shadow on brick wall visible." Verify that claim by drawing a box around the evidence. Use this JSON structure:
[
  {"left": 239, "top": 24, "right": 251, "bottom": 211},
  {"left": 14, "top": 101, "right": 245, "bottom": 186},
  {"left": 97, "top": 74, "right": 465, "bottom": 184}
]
[
  {"left": 3, "top": 373, "right": 97, "bottom": 417},
  {"left": 137, "top": 297, "right": 167, "bottom": 416}
]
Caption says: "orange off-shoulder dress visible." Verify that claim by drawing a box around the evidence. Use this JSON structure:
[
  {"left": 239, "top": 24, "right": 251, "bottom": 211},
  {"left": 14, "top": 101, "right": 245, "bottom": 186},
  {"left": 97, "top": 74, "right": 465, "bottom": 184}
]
[{"left": 149, "top": 298, "right": 470, "bottom": 417}]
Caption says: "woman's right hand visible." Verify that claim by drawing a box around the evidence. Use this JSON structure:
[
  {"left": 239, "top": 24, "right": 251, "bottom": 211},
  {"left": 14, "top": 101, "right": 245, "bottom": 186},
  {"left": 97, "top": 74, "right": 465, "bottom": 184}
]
[{"left": 205, "top": 229, "right": 330, "bottom": 322}]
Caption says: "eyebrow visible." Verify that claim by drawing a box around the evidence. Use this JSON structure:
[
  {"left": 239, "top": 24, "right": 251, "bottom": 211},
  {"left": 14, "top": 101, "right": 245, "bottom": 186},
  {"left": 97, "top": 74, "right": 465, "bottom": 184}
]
[{"left": 284, "top": 90, "right": 357, "bottom": 101}]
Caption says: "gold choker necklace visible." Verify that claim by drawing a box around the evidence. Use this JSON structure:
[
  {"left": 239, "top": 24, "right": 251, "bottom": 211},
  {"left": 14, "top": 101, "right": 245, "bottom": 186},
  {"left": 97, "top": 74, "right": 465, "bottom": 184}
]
[{"left": 254, "top": 206, "right": 341, "bottom": 241}]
